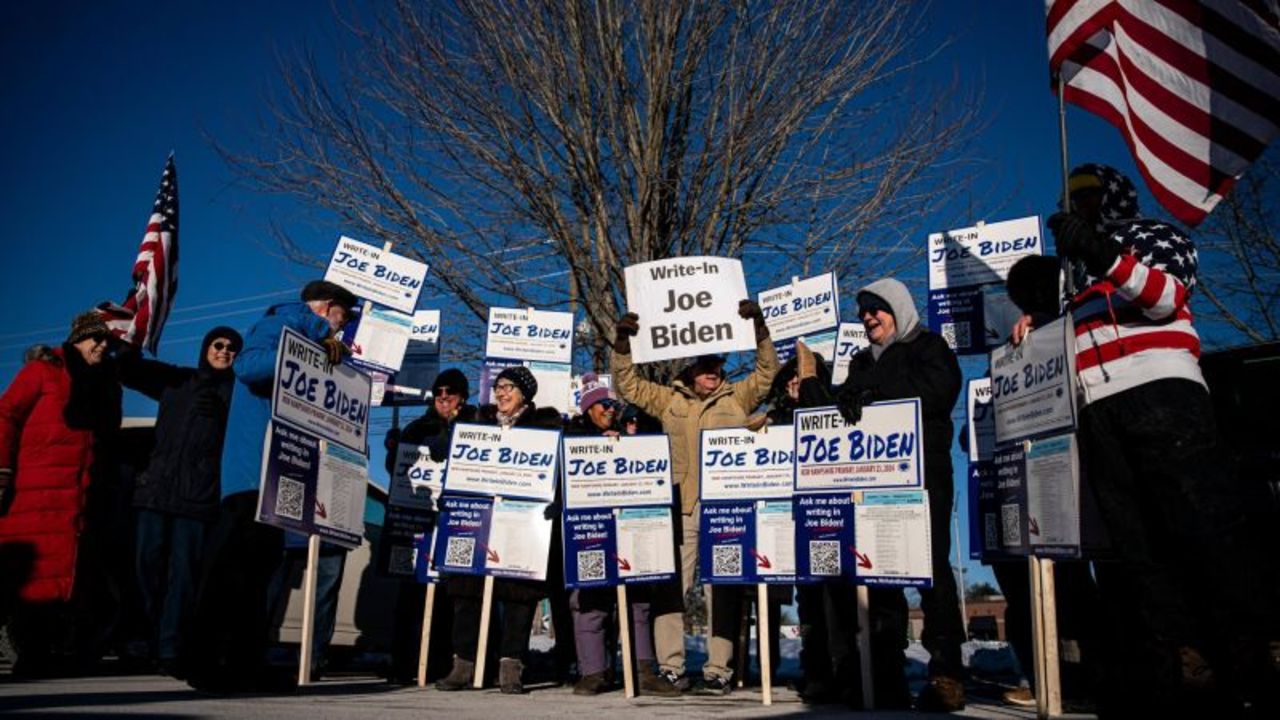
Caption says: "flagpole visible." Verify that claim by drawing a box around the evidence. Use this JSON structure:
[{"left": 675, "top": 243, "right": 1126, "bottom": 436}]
[{"left": 1057, "top": 74, "right": 1075, "bottom": 298}]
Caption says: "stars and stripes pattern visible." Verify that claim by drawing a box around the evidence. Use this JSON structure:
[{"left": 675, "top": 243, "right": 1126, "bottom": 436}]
[
  {"left": 1046, "top": 0, "right": 1280, "bottom": 226},
  {"left": 98, "top": 154, "right": 179, "bottom": 354}
]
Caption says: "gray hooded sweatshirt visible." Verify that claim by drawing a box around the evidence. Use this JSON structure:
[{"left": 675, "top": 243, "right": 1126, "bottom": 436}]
[{"left": 857, "top": 277, "right": 920, "bottom": 360}]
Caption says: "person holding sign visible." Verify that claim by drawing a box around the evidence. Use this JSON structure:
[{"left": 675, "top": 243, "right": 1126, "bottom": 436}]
[
  {"left": 383, "top": 368, "right": 475, "bottom": 684},
  {"left": 611, "top": 299, "right": 778, "bottom": 694},
  {"left": 1035, "top": 165, "right": 1279, "bottom": 715},
  {"left": 185, "top": 280, "right": 356, "bottom": 693},
  {"left": 436, "top": 366, "right": 567, "bottom": 695},
  {"left": 770, "top": 346, "right": 860, "bottom": 705},
  {"left": 563, "top": 374, "right": 675, "bottom": 697},
  {"left": 806, "top": 279, "right": 965, "bottom": 712}
]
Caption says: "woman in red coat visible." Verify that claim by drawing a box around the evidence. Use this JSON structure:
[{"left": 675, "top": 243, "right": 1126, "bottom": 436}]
[{"left": 0, "top": 311, "right": 121, "bottom": 674}]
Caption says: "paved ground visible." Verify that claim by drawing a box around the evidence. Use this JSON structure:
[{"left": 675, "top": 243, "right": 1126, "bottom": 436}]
[{"left": 0, "top": 673, "right": 1084, "bottom": 719}]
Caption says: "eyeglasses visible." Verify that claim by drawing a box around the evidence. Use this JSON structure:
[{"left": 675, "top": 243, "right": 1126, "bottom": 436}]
[
  {"left": 211, "top": 341, "right": 238, "bottom": 352},
  {"left": 492, "top": 381, "right": 518, "bottom": 393}
]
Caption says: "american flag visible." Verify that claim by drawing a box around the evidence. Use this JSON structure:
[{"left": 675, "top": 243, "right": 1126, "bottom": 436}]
[
  {"left": 98, "top": 154, "right": 180, "bottom": 354},
  {"left": 1046, "top": 0, "right": 1280, "bottom": 226}
]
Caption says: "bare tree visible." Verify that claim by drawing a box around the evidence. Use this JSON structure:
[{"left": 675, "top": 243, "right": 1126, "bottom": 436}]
[
  {"left": 1193, "top": 153, "right": 1280, "bottom": 346},
  {"left": 227, "top": 0, "right": 979, "bottom": 369}
]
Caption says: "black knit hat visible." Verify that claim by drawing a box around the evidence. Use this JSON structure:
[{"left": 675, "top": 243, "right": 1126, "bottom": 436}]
[
  {"left": 432, "top": 368, "right": 470, "bottom": 399},
  {"left": 67, "top": 311, "right": 110, "bottom": 344},
  {"left": 495, "top": 365, "right": 537, "bottom": 401},
  {"left": 300, "top": 280, "right": 358, "bottom": 310}
]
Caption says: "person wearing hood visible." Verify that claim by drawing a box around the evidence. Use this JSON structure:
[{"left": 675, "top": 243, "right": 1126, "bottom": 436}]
[
  {"left": 1037, "top": 164, "right": 1278, "bottom": 716},
  {"left": 435, "top": 366, "right": 566, "bottom": 695},
  {"left": 808, "top": 278, "right": 964, "bottom": 712},
  {"left": 184, "top": 280, "right": 355, "bottom": 693},
  {"left": 611, "top": 300, "right": 778, "bottom": 695},
  {"left": 117, "top": 326, "right": 242, "bottom": 676},
  {"left": 0, "top": 311, "right": 122, "bottom": 675}
]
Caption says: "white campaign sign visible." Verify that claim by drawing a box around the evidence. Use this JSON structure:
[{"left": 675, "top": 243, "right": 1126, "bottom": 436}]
[
  {"left": 990, "top": 315, "right": 1077, "bottom": 445},
  {"left": 1025, "top": 434, "right": 1081, "bottom": 550},
  {"left": 481, "top": 360, "right": 573, "bottom": 416},
  {"left": 831, "top": 322, "right": 869, "bottom": 386},
  {"left": 562, "top": 435, "right": 673, "bottom": 509},
  {"left": 616, "top": 507, "right": 677, "bottom": 579},
  {"left": 324, "top": 236, "right": 430, "bottom": 314},
  {"left": 486, "top": 307, "right": 574, "bottom": 364},
  {"left": 314, "top": 442, "right": 369, "bottom": 549},
  {"left": 272, "top": 327, "right": 372, "bottom": 453},
  {"left": 410, "top": 310, "right": 441, "bottom": 350},
  {"left": 853, "top": 490, "right": 933, "bottom": 586},
  {"left": 623, "top": 256, "right": 755, "bottom": 363},
  {"left": 699, "top": 428, "right": 795, "bottom": 501},
  {"left": 485, "top": 498, "right": 553, "bottom": 581},
  {"left": 349, "top": 306, "right": 413, "bottom": 372},
  {"left": 755, "top": 500, "right": 796, "bottom": 577},
  {"left": 444, "top": 423, "right": 561, "bottom": 502},
  {"left": 757, "top": 273, "right": 840, "bottom": 342},
  {"left": 389, "top": 443, "right": 446, "bottom": 511},
  {"left": 967, "top": 378, "right": 996, "bottom": 463},
  {"left": 927, "top": 215, "right": 1043, "bottom": 291},
  {"left": 793, "top": 401, "right": 925, "bottom": 492}
]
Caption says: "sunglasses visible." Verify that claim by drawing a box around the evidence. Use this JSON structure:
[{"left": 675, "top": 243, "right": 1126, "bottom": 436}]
[{"left": 210, "top": 341, "right": 238, "bottom": 352}]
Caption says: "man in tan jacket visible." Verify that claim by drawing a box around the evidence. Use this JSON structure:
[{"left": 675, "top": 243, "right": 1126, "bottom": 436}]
[{"left": 611, "top": 300, "right": 778, "bottom": 694}]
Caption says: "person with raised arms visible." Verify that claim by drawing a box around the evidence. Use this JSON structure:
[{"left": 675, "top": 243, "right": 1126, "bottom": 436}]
[{"left": 610, "top": 299, "right": 778, "bottom": 695}]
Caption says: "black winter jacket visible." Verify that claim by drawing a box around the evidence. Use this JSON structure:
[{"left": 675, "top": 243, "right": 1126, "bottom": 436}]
[
  {"left": 831, "top": 326, "right": 961, "bottom": 487},
  {"left": 121, "top": 327, "right": 242, "bottom": 519},
  {"left": 445, "top": 402, "right": 565, "bottom": 603},
  {"left": 383, "top": 403, "right": 478, "bottom": 475}
]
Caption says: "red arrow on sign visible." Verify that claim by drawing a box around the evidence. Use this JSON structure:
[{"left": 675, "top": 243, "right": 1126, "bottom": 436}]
[
  {"left": 750, "top": 549, "right": 772, "bottom": 569},
  {"left": 480, "top": 544, "right": 500, "bottom": 563},
  {"left": 1029, "top": 517, "right": 1040, "bottom": 536},
  {"left": 616, "top": 556, "right": 631, "bottom": 572},
  {"left": 852, "top": 548, "right": 873, "bottom": 569},
  {"left": 315, "top": 500, "right": 328, "bottom": 519}
]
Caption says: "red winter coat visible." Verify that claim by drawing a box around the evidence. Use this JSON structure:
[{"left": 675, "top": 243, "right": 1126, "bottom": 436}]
[{"left": 0, "top": 349, "right": 97, "bottom": 603}]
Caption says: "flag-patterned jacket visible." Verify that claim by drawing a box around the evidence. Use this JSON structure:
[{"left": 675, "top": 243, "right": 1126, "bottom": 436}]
[{"left": 1068, "top": 164, "right": 1204, "bottom": 405}]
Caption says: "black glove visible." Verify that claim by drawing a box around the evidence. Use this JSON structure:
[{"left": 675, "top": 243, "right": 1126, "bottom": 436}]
[
  {"left": 835, "top": 387, "right": 875, "bottom": 426},
  {"left": 192, "top": 393, "right": 226, "bottom": 419},
  {"left": 739, "top": 299, "right": 769, "bottom": 342},
  {"left": 543, "top": 498, "right": 562, "bottom": 520},
  {"left": 614, "top": 312, "right": 640, "bottom": 354},
  {"left": 1047, "top": 212, "right": 1119, "bottom": 277}
]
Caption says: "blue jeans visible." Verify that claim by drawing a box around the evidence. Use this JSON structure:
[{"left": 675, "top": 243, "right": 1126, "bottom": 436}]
[
  {"left": 268, "top": 542, "right": 346, "bottom": 671},
  {"left": 135, "top": 509, "right": 209, "bottom": 661}
]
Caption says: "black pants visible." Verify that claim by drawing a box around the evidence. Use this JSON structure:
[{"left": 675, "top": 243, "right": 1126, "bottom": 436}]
[
  {"left": 451, "top": 592, "right": 537, "bottom": 662},
  {"left": 904, "top": 464, "right": 966, "bottom": 679},
  {"left": 1081, "top": 379, "right": 1276, "bottom": 712},
  {"left": 390, "top": 579, "right": 455, "bottom": 681},
  {"left": 183, "top": 492, "right": 284, "bottom": 692},
  {"left": 991, "top": 558, "right": 1100, "bottom": 698},
  {"left": 797, "top": 581, "right": 858, "bottom": 688}
]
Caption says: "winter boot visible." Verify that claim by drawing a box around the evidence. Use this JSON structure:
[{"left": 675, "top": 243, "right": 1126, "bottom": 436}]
[
  {"left": 638, "top": 664, "right": 682, "bottom": 697},
  {"left": 498, "top": 657, "right": 525, "bottom": 694},
  {"left": 916, "top": 675, "right": 966, "bottom": 712},
  {"left": 573, "top": 672, "right": 610, "bottom": 696},
  {"left": 435, "top": 656, "right": 475, "bottom": 691}
]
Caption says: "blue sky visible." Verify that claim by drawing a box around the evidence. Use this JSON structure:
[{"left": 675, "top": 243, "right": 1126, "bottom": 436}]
[{"left": 0, "top": 1, "right": 1250, "bottom": 588}]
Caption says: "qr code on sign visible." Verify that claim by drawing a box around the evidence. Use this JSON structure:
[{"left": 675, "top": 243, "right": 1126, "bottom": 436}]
[
  {"left": 444, "top": 536, "right": 475, "bottom": 567},
  {"left": 577, "top": 550, "right": 606, "bottom": 582},
  {"left": 274, "top": 478, "right": 305, "bottom": 521},
  {"left": 712, "top": 545, "right": 742, "bottom": 577},
  {"left": 809, "top": 540, "right": 841, "bottom": 576},
  {"left": 983, "top": 512, "right": 999, "bottom": 551},
  {"left": 940, "top": 321, "right": 971, "bottom": 350},
  {"left": 1001, "top": 503, "right": 1022, "bottom": 546},
  {"left": 388, "top": 545, "right": 417, "bottom": 576}
]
